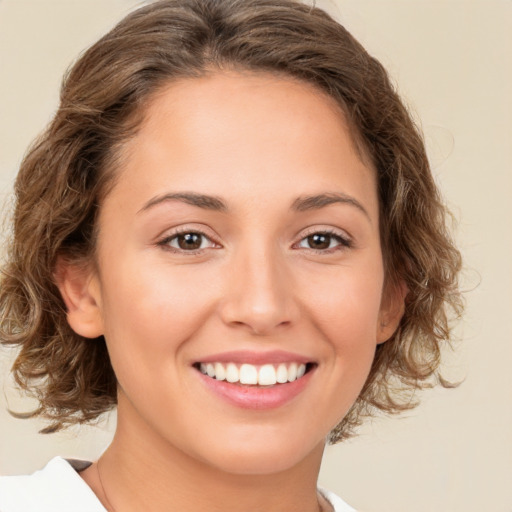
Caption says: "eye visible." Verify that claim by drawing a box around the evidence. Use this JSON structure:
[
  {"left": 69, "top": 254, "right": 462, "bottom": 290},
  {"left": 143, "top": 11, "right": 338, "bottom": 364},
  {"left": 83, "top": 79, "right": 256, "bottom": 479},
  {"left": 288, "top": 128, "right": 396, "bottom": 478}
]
[
  {"left": 296, "top": 231, "right": 351, "bottom": 252},
  {"left": 158, "top": 230, "right": 218, "bottom": 252}
]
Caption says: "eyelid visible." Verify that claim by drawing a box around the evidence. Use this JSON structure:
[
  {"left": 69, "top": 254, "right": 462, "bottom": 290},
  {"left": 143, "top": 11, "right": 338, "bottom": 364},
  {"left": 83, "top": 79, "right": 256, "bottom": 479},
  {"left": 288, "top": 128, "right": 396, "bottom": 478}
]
[
  {"left": 293, "top": 226, "right": 353, "bottom": 252},
  {"left": 156, "top": 225, "right": 222, "bottom": 254},
  {"left": 299, "top": 225, "right": 352, "bottom": 242}
]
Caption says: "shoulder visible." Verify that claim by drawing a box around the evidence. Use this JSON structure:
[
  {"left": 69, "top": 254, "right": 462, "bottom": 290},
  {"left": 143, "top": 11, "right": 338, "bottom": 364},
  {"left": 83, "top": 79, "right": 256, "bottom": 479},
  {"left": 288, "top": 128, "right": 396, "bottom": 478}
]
[
  {"left": 0, "top": 457, "right": 106, "bottom": 512},
  {"left": 319, "top": 487, "right": 358, "bottom": 512}
]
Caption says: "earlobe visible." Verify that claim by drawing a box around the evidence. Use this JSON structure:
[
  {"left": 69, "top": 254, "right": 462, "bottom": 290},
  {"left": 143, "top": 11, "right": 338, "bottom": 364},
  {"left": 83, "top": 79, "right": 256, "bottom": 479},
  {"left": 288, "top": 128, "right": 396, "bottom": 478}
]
[
  {"left": 54, "top": 257, "right": 104, "bottom": 339},
  {"left": 377, "top": 279, "right": 408, "bottom": 344}
]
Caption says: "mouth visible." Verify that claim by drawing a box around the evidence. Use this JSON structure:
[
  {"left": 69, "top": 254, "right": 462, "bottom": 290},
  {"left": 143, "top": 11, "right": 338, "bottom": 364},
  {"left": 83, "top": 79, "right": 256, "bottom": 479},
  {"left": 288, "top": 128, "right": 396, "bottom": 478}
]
[{"left": 193, "top": 361, "right": 316, "bottom": 387}]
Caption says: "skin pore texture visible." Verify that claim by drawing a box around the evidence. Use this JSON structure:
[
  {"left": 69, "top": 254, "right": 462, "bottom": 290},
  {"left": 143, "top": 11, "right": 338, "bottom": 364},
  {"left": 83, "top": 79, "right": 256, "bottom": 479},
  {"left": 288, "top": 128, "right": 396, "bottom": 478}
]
[{"left": 57, "top": 72, "right": 404, "bottom": 512}]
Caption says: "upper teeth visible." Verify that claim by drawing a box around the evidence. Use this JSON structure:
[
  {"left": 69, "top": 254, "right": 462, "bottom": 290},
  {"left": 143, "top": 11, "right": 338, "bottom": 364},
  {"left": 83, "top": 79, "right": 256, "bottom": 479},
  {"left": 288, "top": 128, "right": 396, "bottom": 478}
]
[{"left": 199, "top": 362, "right": 307, "bottom": 386}]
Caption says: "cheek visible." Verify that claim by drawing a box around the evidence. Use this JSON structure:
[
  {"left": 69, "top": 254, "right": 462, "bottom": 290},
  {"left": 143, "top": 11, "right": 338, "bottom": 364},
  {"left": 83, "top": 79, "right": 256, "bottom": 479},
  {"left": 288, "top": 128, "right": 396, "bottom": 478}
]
[
  {"left": 301, "top": 259, "right": 384, "bottom": 400},
  {"left": 304, "top": 261, "right": 384, "bottom": 342},
  {"left": 99, "top": 257, "right": 217, "bottom": 376}
]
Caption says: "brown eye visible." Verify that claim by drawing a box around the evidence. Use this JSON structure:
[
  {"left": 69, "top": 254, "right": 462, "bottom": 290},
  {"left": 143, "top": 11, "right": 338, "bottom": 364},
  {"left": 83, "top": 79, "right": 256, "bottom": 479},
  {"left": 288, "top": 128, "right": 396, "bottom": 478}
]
[
  {"left": 307, "top": 234, "right": 331, "bottom": 250},
  {"left": 176, "top": 233, "right": 203, "bottom": 250},
  {"left": 297, "top": 231, "right": 350, "bottom": 252},
  {"left": 162, "top": 231, "right": 216, "bottom": 252}
]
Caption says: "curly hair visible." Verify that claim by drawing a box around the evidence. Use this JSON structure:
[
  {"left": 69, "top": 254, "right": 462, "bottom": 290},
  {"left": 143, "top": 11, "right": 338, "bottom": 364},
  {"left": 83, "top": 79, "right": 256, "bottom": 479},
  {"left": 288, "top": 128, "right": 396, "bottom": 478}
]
[{"left": 0, "top": 0, "right": 462, "bottom": 440}]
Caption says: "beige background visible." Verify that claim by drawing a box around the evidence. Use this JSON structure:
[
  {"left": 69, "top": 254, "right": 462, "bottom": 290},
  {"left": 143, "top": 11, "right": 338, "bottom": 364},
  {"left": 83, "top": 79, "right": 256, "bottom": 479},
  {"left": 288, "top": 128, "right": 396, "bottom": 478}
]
[{"left": 0, "top": 1, "right": 511, "bottom": 511}]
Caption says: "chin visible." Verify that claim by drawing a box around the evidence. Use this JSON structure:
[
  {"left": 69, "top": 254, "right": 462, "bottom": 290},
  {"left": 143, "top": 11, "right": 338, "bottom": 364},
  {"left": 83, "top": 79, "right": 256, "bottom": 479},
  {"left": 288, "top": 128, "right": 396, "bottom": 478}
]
[{"left": 191, "top": 428, "right": 327, "bottom": 476}]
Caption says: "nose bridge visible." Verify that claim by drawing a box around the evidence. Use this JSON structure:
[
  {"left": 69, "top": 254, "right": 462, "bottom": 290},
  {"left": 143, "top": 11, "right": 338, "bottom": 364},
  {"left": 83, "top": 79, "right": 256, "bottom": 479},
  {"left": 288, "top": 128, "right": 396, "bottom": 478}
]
[{"left": 220, "top": 233, "right": 298, "bottom": 334}]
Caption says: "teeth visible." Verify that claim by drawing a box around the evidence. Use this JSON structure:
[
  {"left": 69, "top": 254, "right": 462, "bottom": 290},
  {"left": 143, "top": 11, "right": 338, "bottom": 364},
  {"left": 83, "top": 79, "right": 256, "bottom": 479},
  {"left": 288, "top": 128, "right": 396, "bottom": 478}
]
[
  {"left": 214, "top": 362, "right": 226, "bottom": 381},
  {"left": 206, "top": 363, "right": 215, "bottom": 378},
  {"left": 226, "top": 363, "right": 239, "bottom": 383},
  {"left": 198, "top": 362, "right": 308, "bottom": 385},
  {"left": 239, "top": 364, "right": 258, "bottom": 384},
  {"left": 276, "top": 364, "right": 288, "bottom": 383},
  {"left": 258, "top": 364, "right": 276, "bottom": 386},
  {"left": 287, "top": 362, "right": 298, "bottom": 382}
]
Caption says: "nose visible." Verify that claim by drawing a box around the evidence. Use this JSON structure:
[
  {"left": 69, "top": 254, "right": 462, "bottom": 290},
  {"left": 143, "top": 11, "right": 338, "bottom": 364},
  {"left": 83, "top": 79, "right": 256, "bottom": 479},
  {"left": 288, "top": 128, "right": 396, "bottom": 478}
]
[{"left": 218, "top": 243, "right": 300, "bottom": 336}]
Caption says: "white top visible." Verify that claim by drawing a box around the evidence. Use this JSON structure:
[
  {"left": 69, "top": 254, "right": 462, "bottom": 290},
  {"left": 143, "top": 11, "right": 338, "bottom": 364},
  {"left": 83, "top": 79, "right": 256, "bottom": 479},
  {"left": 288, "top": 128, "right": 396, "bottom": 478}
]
[{"left": 0, "top": 457, "right": 356, "bottom": 512}]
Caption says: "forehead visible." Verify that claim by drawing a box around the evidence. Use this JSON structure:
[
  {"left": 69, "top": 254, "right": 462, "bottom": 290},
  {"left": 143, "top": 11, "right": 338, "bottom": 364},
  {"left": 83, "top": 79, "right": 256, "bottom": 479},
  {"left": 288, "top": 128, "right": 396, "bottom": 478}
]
[
  {"left": 138, "top": 70, "right": 362, "bottom": 159},
  {"left": 109, "top": 71, "right": 377, "bottom": 220}
]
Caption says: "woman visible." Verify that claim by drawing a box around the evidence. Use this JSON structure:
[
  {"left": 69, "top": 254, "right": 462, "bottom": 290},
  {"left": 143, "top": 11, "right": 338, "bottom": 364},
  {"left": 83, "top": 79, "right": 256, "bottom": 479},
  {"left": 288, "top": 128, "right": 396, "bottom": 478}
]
[{"left": 0, "top": 0, "right": 462, "bottom": 511}]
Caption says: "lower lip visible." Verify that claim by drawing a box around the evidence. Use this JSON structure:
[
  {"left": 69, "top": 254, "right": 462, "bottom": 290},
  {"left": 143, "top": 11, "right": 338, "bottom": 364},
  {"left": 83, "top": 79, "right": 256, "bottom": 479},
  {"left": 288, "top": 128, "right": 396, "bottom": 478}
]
[{"left": 196, "top": 368, "right": 315, "bottom": 410}]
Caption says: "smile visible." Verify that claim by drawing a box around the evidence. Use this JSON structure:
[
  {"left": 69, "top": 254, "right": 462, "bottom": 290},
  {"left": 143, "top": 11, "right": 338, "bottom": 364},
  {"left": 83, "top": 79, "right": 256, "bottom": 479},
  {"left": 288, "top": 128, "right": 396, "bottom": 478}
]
[
  {"left": 193, "top": 351, "right": 317, "bottom": 409},
  {"left": 197, "top": 362, "right": 310, "bottom": 386}
]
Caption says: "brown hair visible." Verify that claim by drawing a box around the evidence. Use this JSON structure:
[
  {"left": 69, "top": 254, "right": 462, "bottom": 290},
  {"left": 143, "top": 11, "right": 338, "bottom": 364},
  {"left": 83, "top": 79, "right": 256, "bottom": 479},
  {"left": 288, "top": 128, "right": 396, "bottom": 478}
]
[{"left": 0, "top": 0, "right": 462, "bottom": 440}]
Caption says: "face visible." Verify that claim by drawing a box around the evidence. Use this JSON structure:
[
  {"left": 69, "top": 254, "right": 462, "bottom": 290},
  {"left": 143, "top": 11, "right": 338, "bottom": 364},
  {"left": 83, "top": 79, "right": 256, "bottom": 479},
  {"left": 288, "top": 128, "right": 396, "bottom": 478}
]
[{"left": 62, "top": 72, "right": 403, "bottom": 476}]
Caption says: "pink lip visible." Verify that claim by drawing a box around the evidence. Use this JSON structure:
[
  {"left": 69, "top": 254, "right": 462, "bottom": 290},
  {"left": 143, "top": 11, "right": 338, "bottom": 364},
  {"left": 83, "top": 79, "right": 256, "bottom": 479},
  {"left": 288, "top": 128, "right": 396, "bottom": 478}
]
[
  {"left": 195, "top": 364, "right": 316, "bottom": 410},
  {"left": 195, "top": 350, "right": 313, "bottom": 365}
]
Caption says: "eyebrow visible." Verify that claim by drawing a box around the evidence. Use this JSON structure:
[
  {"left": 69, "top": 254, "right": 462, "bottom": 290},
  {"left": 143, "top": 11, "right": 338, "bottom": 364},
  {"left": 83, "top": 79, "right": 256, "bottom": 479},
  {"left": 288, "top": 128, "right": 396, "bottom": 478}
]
[
  {"left": 138, "top": 192, "right": 228, "bottom": 214},
  {"left": 138, "top": 191, "right": 370, "bottom": 220},
  {"left": 291, "top": 192, "right": 370, "bottom": 220}
]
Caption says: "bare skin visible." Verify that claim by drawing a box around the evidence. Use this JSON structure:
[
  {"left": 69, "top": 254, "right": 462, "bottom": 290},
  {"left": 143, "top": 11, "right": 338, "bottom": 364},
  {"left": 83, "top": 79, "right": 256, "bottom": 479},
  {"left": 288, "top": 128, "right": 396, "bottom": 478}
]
[
  {"left": 81, "top": 429, "right": 330, "bottom": 512},
  {"left": 59, "top": 71, "right": 404, "bottom": 512}
]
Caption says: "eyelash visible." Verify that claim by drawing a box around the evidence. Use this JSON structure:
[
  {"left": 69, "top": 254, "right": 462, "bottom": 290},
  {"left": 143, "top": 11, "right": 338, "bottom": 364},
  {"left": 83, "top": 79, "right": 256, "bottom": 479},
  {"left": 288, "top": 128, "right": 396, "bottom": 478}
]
[
  {"left": 157, "top": 227, "right": 352, "bottom": 255},
  {"left": 294, "top": 228, "right": 352, "bottom": 253},
  {"left": 157, "top": 227, "right": 220, "bottom": 256}
]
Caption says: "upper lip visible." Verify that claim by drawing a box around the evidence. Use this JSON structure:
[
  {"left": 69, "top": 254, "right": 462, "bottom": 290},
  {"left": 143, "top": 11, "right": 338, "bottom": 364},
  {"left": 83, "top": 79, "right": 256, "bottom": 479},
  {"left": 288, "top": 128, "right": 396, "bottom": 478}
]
[{"left": 194, "top": 350, "right": 314, "bottom": 365}]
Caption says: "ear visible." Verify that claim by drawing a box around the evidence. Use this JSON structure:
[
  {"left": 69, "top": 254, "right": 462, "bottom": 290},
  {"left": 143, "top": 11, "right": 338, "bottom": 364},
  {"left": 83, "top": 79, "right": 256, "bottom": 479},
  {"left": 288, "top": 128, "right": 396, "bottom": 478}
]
[
  {"left": 376, "top": 279, "right": 408, "bottom": 344},
  {"left": 54, "top": 257, "right": 104, "bottom": 339}
]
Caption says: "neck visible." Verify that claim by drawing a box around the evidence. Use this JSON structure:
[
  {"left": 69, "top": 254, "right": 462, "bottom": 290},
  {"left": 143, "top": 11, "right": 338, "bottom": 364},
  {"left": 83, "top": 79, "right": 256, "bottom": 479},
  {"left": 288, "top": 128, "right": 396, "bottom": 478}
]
[{"left": 86, "top": 402, "right": 327, "bottom": 512}]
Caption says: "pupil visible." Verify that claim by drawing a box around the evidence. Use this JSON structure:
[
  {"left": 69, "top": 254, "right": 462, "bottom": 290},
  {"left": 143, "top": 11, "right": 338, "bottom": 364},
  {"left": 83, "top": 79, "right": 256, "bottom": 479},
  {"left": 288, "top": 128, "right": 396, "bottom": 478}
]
[
  {"left": 309, "top": 234, "right": 330, "bottom": 249},
  {"left": 178, "top": 233, "right": 201, "bottom": 250}
]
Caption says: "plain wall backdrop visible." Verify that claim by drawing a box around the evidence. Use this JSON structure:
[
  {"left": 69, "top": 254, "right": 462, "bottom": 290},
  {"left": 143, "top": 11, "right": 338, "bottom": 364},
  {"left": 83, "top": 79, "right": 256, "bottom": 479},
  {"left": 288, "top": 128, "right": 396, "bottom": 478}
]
[{"left": 0, "top": 1, "right": 511, "bottom": 511}]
